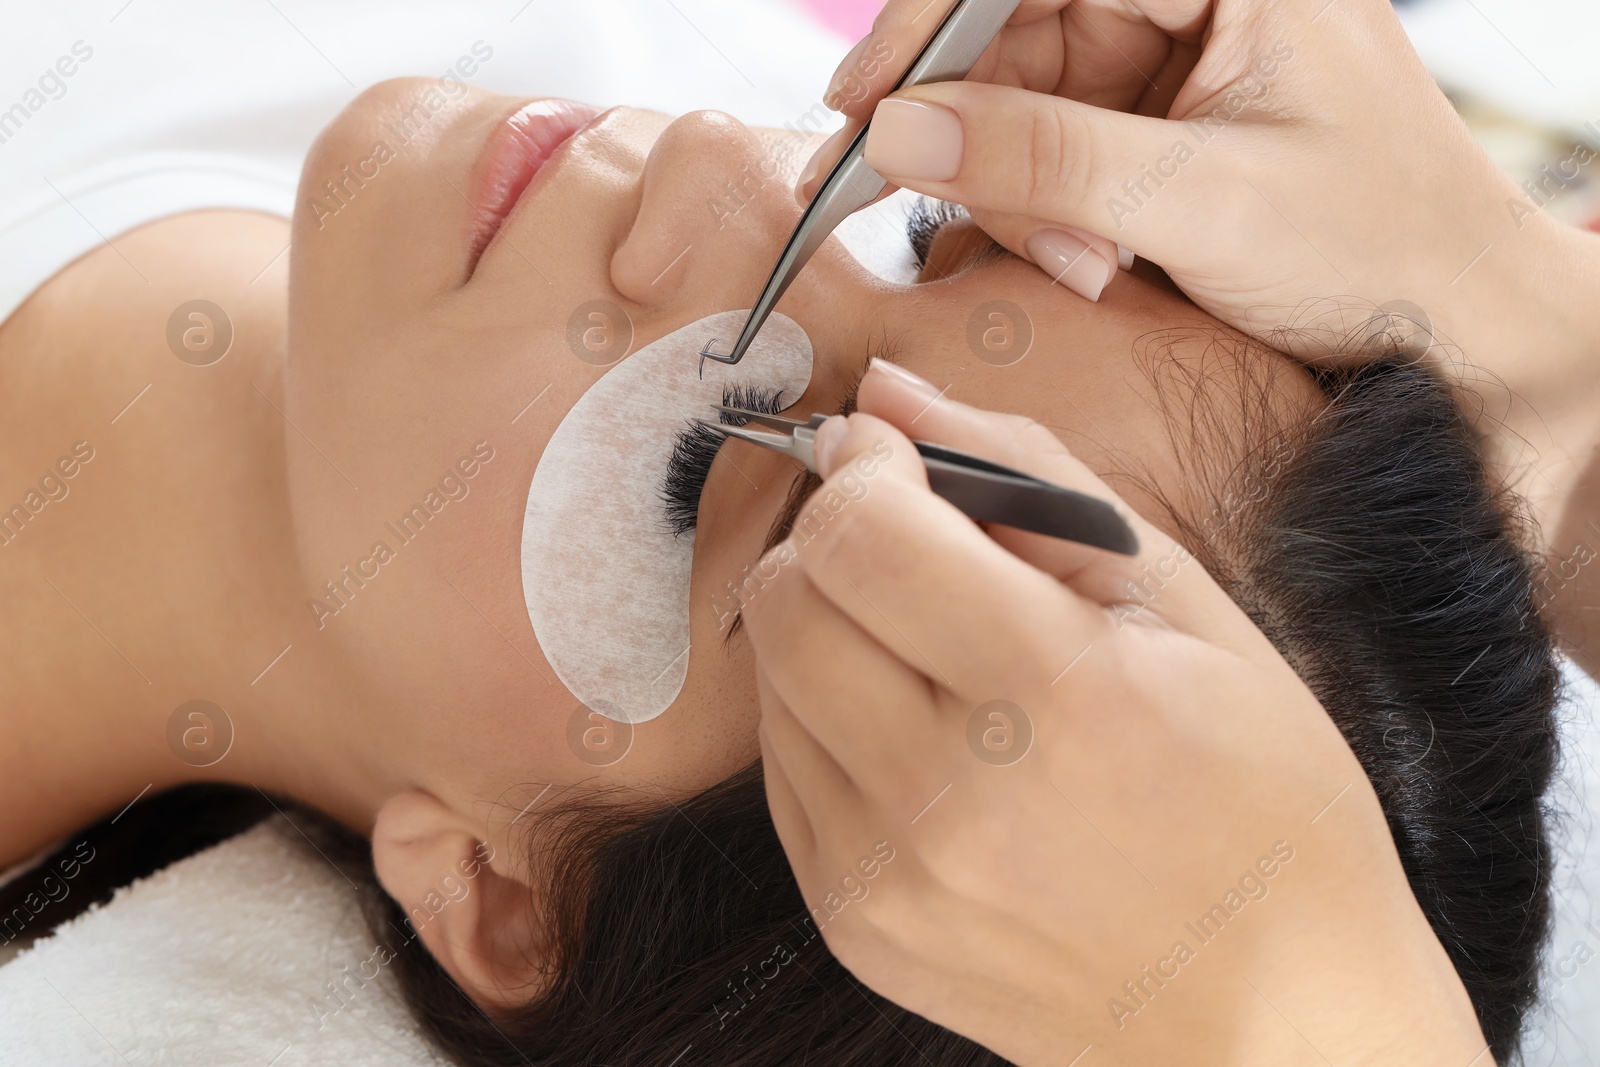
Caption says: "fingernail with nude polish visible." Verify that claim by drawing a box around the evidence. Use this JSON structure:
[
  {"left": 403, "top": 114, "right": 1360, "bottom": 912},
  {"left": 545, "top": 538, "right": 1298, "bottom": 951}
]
[
  {"left": 795, "top": 122, "right": 858, "bottom": 206},
  {"left": 813, "top": 414, "right": 849, "bottom": 474},
  {"left": 1026, "top": 228, "right": 1114, "bottom": 302},
  {"left": 864, "top": 99, "right": 963, "bottom": 182},
  {"left": 824, "top": 33, "right": 874, "bottom": 111},
  {"left": 795, "top": 151, "right": 822, "bottom": 206},
  {"left": 1117, "top": 244, "right": 1135, "bottom": 271}
]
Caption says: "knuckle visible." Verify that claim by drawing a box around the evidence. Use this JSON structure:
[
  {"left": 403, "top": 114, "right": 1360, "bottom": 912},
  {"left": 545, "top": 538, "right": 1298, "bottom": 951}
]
[
  {"left": 816, "top": 870, "right": 925, "bottom": 970},
  {"left": 1000, "top": 410, "right": 1046, "bottom": 441},
  {"left": 1022, "top": 105, "right": 1091, "bottom": 218},
  {"left": 917, "top": 820, "right": 1006, "bottom": 903},
  {"left": 1015, "top": 418, "right": 1071, "bottom": 457}
]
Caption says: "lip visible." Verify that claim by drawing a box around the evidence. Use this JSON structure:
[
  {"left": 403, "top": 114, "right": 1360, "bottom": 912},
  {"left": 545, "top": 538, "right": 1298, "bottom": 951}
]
[{"left": 465, "top": 97, "right": 603, "bottom": 273}]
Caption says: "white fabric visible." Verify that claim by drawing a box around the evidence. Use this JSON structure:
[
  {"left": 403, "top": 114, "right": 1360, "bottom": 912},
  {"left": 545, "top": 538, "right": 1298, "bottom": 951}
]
[
  {"left": 0, "top": 819, "right": 445, "bottom": 1067},
  {"left": 1527, "top": 660, "right": 1600, "bottom": 1065}
]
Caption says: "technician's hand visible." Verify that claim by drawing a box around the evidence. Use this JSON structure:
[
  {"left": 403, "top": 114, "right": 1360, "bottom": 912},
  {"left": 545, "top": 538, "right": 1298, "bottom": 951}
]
[
  {"left": 799, "top": 0, "right": 1598, "bottom": 369},
  {"left": 743, "top": 357, "right": 1491, "bottom": 1067}
]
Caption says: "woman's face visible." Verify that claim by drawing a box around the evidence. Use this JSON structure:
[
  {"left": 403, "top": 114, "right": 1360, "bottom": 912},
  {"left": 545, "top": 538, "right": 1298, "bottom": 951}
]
[{"left": 287, "top": 80, "right": 1320, "bottom": 840}]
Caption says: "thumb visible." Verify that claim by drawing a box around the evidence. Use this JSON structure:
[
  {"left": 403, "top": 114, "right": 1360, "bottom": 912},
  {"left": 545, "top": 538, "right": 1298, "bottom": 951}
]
[
  {"left": 851, "top": 357, "right": 1254, "bottom": 647},
  {"left": 965, "top": 204, "right": 1131, "bottom": 302},
  {"left": 862, "top": 79, "right": 1218, "bottom": 254}
]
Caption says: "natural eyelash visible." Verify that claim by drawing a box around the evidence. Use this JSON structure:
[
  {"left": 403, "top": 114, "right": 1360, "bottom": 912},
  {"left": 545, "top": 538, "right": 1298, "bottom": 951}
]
[
  {"left": 660, "top": 383, "right": 787, "bottom": 538},
  {"left": 905, "top": 195, "right": 969, "bottom": 269}
]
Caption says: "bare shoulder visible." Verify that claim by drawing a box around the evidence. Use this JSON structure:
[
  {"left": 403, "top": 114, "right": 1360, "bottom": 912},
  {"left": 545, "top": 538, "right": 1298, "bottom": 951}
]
[
  {"left": 0, "top": 209, "right": 292, "bottom": 457},
  {"left": 0, "top": 206, "right": 298, "bottom": 588}
]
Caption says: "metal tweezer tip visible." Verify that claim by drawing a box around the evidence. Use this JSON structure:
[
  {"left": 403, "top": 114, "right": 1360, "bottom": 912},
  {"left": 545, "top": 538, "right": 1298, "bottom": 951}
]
[{"left": 697, "top": 339, "right": 738, "bottom": 379}]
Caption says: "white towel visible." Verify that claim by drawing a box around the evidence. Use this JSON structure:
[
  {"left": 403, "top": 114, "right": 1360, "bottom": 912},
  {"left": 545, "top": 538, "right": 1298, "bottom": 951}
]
[{"left": 0, "top": 817, "right": 446, "bottom": 1067}]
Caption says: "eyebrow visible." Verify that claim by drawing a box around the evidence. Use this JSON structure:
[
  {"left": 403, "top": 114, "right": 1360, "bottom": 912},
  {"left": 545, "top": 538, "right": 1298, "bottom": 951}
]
[{"left": 720, "top": 366, "right": 868, "bottom": 644}]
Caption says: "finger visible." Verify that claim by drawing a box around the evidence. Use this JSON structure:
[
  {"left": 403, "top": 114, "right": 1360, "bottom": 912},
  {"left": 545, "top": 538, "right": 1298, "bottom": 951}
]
[
  {"left": 794, "top": 118, "right": 862, "bottom": 207},
  {"left": 793, "top": 117, "right": 911, "bottom": 211},
  {"left": 966, "top": 204, "right": 1128, "bottom": 301},
  {"left": 821, "top": 0, "right": 1209, "bottom": 119},
  {"left": 757, "top": 707, "right": 818, "bottom": 866},
  {"left": 821, "top": 0, "right": 1028, "bottom": 119},
  {"left": 860, "top": 78, "right": 1227, "bottom": 252},
  {"left": 784, "top": 410, "right": 1110, "bottom": 702},
  {"left": 754, "top": 664, "right": 901, "bottom": 893},
  {"left": 742, "top": 533, "right": 945, "bottom": 792},
  {"left": 801, "top": 0, "right": 1059, "bottom": 204},
  {"left": 851, "top": 358, "right": 1234, "bottom": 632},
  {"left": 854, "top": 358, "right": 1159, "bottom": 580}
]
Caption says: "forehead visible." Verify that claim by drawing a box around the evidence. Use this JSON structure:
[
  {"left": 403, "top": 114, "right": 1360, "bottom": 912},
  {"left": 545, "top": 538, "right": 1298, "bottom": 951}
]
[{"left": 844, "top": 243, "right": 1324, "bottom": 542}]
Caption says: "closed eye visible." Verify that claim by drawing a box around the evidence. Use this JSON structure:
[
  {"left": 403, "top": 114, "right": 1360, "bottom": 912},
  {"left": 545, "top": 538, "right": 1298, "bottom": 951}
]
[
  {"left": 904, "top": 195, "right": 1009, "bottom": 279},
  {"left": 660, "top": 383, "right": 787, "bottom": 537}
]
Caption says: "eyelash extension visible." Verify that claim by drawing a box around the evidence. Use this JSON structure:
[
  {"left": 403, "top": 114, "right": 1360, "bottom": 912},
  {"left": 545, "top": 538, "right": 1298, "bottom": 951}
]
[
  {"left": 660, "top": 382, "right": 787, "bottom": 537},
  {"left": 904, "top": 195, "right": 969, "bottom": 269}
]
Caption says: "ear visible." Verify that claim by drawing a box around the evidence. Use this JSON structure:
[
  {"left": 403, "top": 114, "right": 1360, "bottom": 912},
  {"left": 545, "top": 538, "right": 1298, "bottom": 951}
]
[{"left": 371, "top": 789, "right": 545, "bottom": 1011}]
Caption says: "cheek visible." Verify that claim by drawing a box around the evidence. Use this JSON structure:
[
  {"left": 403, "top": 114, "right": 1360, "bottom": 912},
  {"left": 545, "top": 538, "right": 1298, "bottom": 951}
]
[{"left": 623, "top": 633, "right": 764, "bottom": 794}]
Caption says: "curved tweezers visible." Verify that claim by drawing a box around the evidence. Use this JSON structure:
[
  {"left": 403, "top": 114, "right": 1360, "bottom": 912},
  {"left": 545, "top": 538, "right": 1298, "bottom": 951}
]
[{"left": 698, "top": 0, "right": 1024, "bottom": 376}]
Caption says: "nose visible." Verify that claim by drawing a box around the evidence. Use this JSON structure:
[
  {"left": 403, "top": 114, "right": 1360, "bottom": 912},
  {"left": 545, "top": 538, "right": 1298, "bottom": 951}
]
[{"left": 610, "top": 110, "right": 800, "bottom": 309}]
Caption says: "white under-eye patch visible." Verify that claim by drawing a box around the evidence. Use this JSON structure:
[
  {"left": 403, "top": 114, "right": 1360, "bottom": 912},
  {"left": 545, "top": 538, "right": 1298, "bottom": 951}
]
[{"left": 520, "top": 310, "right": 814, "bottom": 724}]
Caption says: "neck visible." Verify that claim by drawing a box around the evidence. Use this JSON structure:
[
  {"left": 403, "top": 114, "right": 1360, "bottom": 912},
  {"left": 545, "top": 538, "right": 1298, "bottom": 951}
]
[{"left": 0, "top": 210, "right": 386, "bottom": 866}]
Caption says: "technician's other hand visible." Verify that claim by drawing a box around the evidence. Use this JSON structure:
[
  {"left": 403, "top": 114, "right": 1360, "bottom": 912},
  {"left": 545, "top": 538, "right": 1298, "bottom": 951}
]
[
  {"left": 743, "top": 357, "right": 1491, "bottom": 1067},
  {"left": 800, "top": 0, "right": 1586, "bottom": 367}
]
